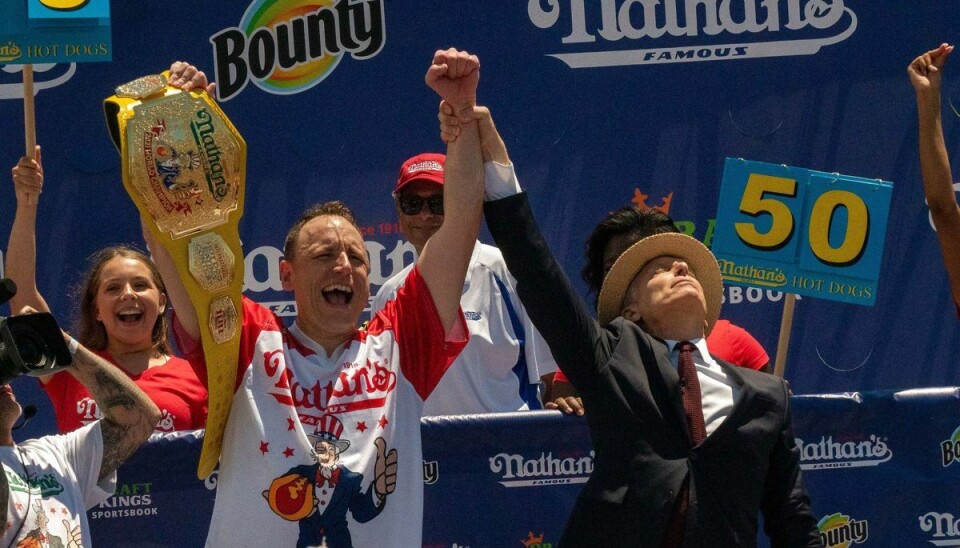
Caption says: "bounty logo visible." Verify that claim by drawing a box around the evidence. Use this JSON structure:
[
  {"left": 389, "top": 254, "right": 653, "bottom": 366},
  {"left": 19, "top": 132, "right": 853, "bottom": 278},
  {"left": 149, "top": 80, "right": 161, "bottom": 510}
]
[
  {"left": 528, "top": 0, "right": 857, "bottom": 68},
  {"left": 489, "top": 450, "right": 593, "bottom": 488},
  {"left": 941, "top": 425, "right": 960, "bottom": 467},
  {"left": 210, "top": 0, "right": 385, "bottom": 101},
  {"left": 817, "top": 513, "right": 868, "bottom": 548},
  {"left": 796, "top": 434, "right": 892, "bottom": 470}
]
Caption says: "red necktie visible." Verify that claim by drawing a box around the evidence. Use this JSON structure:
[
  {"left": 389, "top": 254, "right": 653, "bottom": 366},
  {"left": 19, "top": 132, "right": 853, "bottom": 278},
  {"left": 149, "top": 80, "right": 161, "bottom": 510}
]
[
  {"left": 678, "top": 341, "right": 707, "bottom": 446},
  {"left": 662, "top": 341, "right": 707, "bottom": 548}
]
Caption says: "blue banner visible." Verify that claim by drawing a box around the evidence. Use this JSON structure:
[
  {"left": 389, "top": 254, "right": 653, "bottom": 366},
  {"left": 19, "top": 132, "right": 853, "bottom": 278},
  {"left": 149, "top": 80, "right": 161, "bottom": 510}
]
[
  {"left": 84, "top": 391, "right": 960, "bottom": 547},
  {"left": 2, "top": 0, "right": 960, "bottom": 438}
]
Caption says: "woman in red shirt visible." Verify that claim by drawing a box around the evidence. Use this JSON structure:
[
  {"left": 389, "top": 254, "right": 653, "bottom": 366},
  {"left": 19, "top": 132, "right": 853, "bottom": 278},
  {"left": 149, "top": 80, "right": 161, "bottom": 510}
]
[{"left": 7, "top": 147, "right": 207, "bottom": 433}]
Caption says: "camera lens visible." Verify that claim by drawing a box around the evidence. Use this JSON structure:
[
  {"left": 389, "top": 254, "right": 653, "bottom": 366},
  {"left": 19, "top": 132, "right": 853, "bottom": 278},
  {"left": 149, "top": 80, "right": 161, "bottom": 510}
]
[{"left": 8, "top": 323, "right": 53, "bottom": 370}]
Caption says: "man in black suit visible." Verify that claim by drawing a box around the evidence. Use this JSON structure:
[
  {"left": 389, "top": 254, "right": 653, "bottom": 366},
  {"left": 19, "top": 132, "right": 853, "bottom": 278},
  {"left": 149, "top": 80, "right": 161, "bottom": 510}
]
[{"left": 438, "top": 104, "right": 821, "bottom": 547}]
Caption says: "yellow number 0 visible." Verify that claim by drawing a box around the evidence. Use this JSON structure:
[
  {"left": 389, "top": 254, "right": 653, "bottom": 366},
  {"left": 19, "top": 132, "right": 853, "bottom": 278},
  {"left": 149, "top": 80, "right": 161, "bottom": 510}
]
[
  {"left": 38, "top": 0, "right": 89, "bottom": 11},
  {"left": 735, "top": 174, "right": 797, "bottom": 250},
  {"left": 808, "top": 190, "right": 869, "bottom": 266}
]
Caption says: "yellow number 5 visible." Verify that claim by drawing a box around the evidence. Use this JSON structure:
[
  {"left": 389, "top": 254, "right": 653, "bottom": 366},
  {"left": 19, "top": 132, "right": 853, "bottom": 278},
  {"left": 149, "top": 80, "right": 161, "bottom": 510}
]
[
  {"left": 735, "top": 173, "right": 798, "bottom": 251},
  {"left": 38, "top": 0, "right": 89, "bottom": 11}
]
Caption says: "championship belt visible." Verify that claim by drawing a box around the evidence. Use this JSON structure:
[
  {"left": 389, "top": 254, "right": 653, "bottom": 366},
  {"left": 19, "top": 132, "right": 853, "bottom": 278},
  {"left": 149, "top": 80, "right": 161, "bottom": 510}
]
[{"left": 104, "top": 73, "right": 245, "bottom": 480}]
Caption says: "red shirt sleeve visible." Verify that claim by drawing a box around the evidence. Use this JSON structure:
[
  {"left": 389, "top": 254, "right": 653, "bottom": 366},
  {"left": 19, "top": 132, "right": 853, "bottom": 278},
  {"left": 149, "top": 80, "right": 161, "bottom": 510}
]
[
  {"left": 367, "top": 265, "right": 468, "bottom": 401},
  {"left": 706, "top": 319, "right": 770, "bottom": 371},
  {"left": 173, "top": 296, "right": 282, "bottom": 392}
]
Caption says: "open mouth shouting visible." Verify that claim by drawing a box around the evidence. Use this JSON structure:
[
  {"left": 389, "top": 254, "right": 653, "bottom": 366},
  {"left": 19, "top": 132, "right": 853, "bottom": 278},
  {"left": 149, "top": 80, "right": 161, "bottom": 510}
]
[
  {"left": 117, "top": 308, "right": 145, "bottom": 324},
  {"left": 322, "top": 284, "right": 354, "bottom": 306}
]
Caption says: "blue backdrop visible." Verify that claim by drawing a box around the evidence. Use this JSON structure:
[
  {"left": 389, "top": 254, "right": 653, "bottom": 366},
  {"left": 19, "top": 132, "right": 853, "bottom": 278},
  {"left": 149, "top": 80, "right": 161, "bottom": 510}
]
[
  {"left": 2, "top": 1, "right": 960, "bottom": 438},
  {"left": 87, "top": 391, "right": 960, "bottom": 547}
]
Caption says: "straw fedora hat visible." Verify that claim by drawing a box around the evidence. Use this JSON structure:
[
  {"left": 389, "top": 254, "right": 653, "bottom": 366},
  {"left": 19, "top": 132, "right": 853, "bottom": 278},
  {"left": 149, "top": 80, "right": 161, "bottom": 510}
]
[{"left": 597, "top": 232, "right": 723, "bottom": 334}]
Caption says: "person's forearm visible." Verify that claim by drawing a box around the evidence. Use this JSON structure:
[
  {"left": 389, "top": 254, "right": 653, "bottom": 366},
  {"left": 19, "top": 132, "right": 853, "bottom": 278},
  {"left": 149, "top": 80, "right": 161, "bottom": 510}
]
[
  {"left": 142, "top": 221, "right": 201, "bottom": 341},
  {"left": 476, "top": 108, "right": 510, "bottom": 165},
  {"left": 418, "top": 117, "right": 484, "bottom": 332},
  {"left": 917, "top": 91, "right": 957, "bottom": 214},
  {"left": 67, "top": 340, "right": 160, "bottom": 478},
  {"left": 5, "top": 202, "right": 50, "bottom": 314}
]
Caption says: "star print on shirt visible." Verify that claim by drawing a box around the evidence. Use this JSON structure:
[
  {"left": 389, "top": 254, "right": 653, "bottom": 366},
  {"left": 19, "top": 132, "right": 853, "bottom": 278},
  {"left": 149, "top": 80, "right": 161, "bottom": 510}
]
[
  {"left": 356, "top": 421, "right": 367, "bottom": 433},
  {"left": 378, "top": 414, "right": 389, "bottom": 429},
  {"left": 260, "top": 441, "right": 269, "bottom": 455},
  {"left": 283, "top": 447, "right": 295, "bottom": 458}
]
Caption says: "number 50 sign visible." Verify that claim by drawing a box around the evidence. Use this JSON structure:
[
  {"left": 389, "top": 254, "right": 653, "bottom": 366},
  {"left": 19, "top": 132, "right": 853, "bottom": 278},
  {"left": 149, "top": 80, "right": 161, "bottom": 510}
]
[{"left": 712, "top": 158, "right": 893, "bottom": 306}]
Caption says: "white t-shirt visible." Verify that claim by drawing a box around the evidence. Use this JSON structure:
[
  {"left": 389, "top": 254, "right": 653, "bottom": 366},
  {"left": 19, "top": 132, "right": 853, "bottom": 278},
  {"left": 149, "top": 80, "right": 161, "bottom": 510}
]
[
  {"left": 196, "top": 267, "right": 465, "bottom": 547},
  {"left": 1, "top": 422, "right": 115, "bottom": 547},
  {"left": 372, "top": 241, "right": 558, "bottom": 415}
]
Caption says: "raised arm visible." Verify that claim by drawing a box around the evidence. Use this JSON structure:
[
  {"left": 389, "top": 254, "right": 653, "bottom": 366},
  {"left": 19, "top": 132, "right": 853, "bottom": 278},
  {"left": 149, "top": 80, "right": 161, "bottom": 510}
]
[
  {"left": 138, "top": 60, "right": 217, "bottom": 344},
  {"left": 5, "top": 146, "right": 50, "bottom": 315},
  {"left": 64, "top": 335, "right": 161, "bottom": 480},
  {"left": 440, "top": 104, "right": 608, "bottom": 389},
  {"left": 419, "top": 49, "right": 484, "bottom": 333},
  {"left": 909, "top": 43, "right": 960, "bottom": 307},
  {"left": 142, "top": 219, "right": 199, "bottom": 342}
]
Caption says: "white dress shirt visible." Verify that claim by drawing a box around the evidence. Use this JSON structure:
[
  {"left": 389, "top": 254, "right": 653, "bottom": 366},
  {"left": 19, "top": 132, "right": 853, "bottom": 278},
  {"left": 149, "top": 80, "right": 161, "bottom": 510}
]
[{"left": 665, "top": 338, "right": 738, "bottom": 437}]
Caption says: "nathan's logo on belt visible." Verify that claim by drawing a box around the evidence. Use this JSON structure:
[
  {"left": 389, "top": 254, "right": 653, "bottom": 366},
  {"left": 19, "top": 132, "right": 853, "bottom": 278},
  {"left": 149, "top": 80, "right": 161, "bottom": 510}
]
[
  {"left": 211, "top": 0, "right": 386, "bottom": 101},
  {"left": 527, "top": 0, "right": 857, "bottom": 68},
  {"left": 191, "top": 109, "right": 230, "bottom": 201}
]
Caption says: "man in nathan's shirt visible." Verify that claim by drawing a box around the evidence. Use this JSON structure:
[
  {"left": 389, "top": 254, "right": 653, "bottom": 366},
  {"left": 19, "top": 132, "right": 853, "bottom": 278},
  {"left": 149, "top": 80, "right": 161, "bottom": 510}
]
[{"left": 153, "top": 50, "right": 485, "bottom": 547}]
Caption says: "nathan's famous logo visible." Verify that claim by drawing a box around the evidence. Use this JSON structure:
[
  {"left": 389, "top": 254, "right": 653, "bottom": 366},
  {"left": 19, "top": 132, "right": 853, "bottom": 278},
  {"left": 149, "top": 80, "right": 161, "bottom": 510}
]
[
  {"left": 919, "top": 511, "right": 960, "bottom": 545},
  {"left": 817, "top": 513, "right": 868, "bottom": 548},
  {"left": 4, "top": 468, "right": 64, "bottom": 497},
  {"left": 190, "top": 108, "right": 230, "bottom": 202},
  {"left": 718, "top": 259, "right": 787, "bottom": 288},
  {"left": 528, "top": 0, "right": 857, "bottom": 68},
  {"left": 941, "top": 425, "right": 960, "bottom": 467},
  {"left": 211, "top": 0, "right": 385, "bottom": 101},
  {"left": 0, "top": 41, "right": 23, "bottom": 63},
  {"left": 796, "top": 434, "right": 892, "bottom": 470},
  {"left": 264, "top": 350, "right": 398, "bottom": 415},
  {"left": 489, "top": 450, "right": 594, "bottom": 487},
  {"left": 90, "top": 482, "right": 159, "bottom": 519}
]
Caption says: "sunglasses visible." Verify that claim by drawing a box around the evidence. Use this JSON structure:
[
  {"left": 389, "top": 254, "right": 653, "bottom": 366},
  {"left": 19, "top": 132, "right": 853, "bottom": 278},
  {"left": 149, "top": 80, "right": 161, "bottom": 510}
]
[{"left": 397, "top": 194, "right": 444, "bottom": 216}]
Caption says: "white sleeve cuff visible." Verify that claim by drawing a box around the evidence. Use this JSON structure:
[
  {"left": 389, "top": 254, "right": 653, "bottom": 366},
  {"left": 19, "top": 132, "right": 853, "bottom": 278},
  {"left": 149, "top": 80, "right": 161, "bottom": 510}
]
[{"left": 484, "top": 160, "right": 522, "bottom": 201}]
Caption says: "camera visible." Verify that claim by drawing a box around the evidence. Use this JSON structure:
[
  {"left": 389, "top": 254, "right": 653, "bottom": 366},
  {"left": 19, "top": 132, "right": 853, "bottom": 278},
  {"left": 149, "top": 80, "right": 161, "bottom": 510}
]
[{"left": 0, "top": 278, "right": 72, "bottom": 385}]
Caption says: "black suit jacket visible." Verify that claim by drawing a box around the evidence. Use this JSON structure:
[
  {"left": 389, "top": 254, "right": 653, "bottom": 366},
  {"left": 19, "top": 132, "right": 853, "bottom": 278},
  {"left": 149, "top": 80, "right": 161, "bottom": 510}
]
[{"left": 485, "top": 193, "right": 821, "bottom": 548}]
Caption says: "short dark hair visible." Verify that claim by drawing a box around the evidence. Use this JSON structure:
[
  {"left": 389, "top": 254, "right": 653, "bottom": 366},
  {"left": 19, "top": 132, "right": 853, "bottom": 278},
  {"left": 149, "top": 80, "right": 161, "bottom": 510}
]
[
  {"left": 581, "top": 207, "right": 679, "bottom": 298},
  {"left": 283, "top": 201, "right": 359, "bottom": 260}
]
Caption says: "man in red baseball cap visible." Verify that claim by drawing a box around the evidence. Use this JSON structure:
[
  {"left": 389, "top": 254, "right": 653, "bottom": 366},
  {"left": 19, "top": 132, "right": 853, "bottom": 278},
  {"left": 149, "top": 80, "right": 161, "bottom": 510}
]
[
  {"left": 392, "top": 153, "right": 447, "bottom": 254},
  {"left": 372, "top": 147, "right": 559, "bottom": 416}
]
